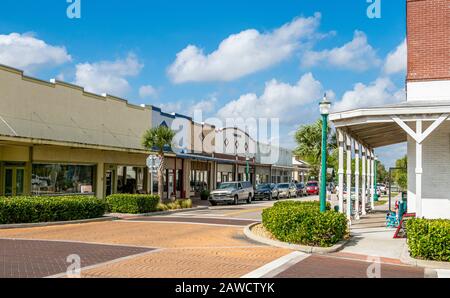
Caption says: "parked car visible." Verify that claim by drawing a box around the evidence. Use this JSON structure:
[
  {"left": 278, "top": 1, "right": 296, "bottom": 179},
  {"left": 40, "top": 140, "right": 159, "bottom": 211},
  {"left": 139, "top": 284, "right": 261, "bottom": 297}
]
[
  {"left": 254, "top": 183, "right": 276, "bottom": 200},
  {"left": 274, "top": 183, "right": 297, "bottom": 199},
  {"left": 377, "top": 183, "right": 387, "bottom": 195},
  {"left": 306, "top": 181, "right": 319, "bottom": 195},
  {"left": 295, "top": 183, "right": 307, "bottom": 197},
  {"left": 209, "top": 181, "right": 254, "bottom": 206},
  {"left": 349, "top": 187, "right": 362, "bottom": 200},
  {"left": 376, "top": 187, "right": 382, "bottom": 197}
]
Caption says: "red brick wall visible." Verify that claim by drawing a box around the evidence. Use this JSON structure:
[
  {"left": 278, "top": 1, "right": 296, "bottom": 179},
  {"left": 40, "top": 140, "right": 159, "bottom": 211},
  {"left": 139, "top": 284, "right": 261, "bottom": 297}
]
[{"left": 407, "top": 0, "right": 450, "bottom": 81}]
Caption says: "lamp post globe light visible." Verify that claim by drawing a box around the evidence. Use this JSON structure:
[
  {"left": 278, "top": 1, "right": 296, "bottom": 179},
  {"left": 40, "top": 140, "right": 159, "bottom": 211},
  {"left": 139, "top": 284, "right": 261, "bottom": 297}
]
[{"left": 319, "top": 94, "right": 331, "bottom": 213}]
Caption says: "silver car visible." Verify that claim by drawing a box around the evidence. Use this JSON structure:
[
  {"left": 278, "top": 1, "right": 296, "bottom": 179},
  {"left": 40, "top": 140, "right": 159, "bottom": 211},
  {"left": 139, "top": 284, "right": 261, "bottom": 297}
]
[
  {"left": 209, "top": 181, "right": 254, "bottom": 206},
  {"left": 274, "top": 183, "right": 297, "bottom": 199}
]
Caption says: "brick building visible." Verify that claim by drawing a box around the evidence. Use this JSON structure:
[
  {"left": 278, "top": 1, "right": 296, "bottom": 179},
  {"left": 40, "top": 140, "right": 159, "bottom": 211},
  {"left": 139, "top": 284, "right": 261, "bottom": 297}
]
[{"left": 329, "top": 0, "right": 450, "bottom": 219}]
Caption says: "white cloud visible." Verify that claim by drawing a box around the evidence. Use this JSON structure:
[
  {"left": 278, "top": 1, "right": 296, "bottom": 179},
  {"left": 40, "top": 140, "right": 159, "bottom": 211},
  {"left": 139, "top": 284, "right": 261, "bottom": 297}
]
[
  {"left": 168, "top": 13, "right": 321, "bottom": 83},
  {"left": 139, "top": 85, "right": 157, "bottom": 99},
  {"left": 302, "top": 31, "right": 381, "bottom": 71},
  {"left": 376, "top": 143, "right": 407, "bottom": 168},
  {"left": 156, "top": 96, "right": 218, "bottom": 117},
  {"left": 333, "top": 77, "right": 405, "bottom": 112},
  {"left": 0, "top": 33, "right": 71, "bottom": 73},
  {"left": 384, "top": 39, "right": 407, "bottom": 75},
  {"left": 158, "top": 101, "right": 184, "bottom": 114},
  {"left": 74, "top": 53, "right": 143, "bottom": 97},
  {"left": 216, "top": 73, "right": 324, "bottom": 125},
  {"left": 190, "top": 97, "right": 217, "bottom": 115}
]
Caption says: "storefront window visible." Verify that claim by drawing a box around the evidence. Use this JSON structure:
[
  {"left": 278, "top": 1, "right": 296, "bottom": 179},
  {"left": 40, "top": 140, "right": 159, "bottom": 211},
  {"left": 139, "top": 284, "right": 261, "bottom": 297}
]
[
  {"left": 32, "top": 164, "right": 94, "bottom": 195},
  {"left": 216, "top": 172, "right": 233, "bottom": 187},
  {"left": 190, "top": 170, "right": 208, "bottom": 193},
  {"left": 117, "top": 166, "right": 145, "bottom": 194}
]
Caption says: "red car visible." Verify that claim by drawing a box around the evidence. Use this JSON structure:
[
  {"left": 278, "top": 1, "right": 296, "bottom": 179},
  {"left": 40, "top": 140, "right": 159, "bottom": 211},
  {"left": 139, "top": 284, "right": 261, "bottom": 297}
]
[{"left": 306, "top": 181, "right": 319, "bottom": 195}]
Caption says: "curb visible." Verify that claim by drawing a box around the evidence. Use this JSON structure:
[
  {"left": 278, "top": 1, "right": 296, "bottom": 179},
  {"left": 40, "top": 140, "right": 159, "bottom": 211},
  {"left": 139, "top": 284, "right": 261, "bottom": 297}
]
[
  {"left": 400, "top": 244, "right": 450, "bottom": 270},
  {"left": 107, "top": 206, "right": 209, "bottom": 218},
  {"left": 244, "top": 223, "right": 349, "bottom": 254},
  {"left": 0, "top": 216, "right": 116, "bottom": 230}
]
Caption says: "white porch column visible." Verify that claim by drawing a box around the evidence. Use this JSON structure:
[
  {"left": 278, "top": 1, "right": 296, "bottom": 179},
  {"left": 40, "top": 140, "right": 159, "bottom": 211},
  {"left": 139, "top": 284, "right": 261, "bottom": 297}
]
[
  {"left": 346, "top": 134, "right": 352, "bottom": 219},
  {"left": 367, "top": 150, "right": 372, "bottom": 210},
  {"left": 354, "top": 141, "right": 360, "bottom": 220},
  {"left": 338, "top": 129, "right": 345, "bottom": 213},
  {"left": 361, "top": 146, "right": 367, "bottom": 216},
  {"left": 370, "top": 150, "right": 375, "bottom": 210},
  {"left": 415, "top": 120, "right": 423, "bottom": 218}
]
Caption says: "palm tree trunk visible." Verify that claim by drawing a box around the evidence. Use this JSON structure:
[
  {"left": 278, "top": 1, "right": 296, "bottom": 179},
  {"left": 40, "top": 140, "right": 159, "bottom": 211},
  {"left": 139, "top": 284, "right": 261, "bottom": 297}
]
[{"left": 158, "top": 153, "right": 165, "bottom": 203}]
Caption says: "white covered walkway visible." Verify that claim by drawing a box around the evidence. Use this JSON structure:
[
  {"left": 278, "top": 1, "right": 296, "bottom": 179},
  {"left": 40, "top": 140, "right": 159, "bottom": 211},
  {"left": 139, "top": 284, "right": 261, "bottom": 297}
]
[{"left": 330, "top": 101, "right": 450, "bottom": 220}]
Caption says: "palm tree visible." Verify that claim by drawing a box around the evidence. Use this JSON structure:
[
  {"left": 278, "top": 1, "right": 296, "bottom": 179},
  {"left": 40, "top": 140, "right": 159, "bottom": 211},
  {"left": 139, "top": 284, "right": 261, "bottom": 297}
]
[
  {"left": 142, "top": 126, "right": 175, "bottom": 202},
  {"left": 294, "top": 119, "right": 336, "bottom": 179}
]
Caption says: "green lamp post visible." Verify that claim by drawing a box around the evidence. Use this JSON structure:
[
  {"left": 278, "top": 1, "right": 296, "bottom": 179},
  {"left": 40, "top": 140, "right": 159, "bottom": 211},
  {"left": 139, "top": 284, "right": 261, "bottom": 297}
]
[
  {"left": 319, "top": 94, "right": 331, "bottom": 213},
  {"left": 374, "top": 156, "right": 379, "bottom": 202}
]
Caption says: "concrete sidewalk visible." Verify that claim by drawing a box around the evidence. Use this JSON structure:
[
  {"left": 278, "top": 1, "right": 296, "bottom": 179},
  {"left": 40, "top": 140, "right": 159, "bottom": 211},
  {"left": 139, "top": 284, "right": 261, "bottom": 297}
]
[{"left": 343, "top": 211, "right": 406, "bottom": 260}]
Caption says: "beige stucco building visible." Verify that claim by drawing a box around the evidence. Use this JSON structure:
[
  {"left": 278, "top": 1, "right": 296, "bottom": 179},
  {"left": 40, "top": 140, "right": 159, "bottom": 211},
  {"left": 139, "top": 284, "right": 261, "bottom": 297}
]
[
  {"left": 0, "top": 64, "right": 156, "bottom": 198},
  {"left": 0, "top": 62, "right": 299, "bottom": 200}
]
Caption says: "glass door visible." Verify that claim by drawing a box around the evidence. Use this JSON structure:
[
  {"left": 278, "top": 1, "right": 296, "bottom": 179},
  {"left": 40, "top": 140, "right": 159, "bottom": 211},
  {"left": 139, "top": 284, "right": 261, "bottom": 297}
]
[
  {"left": 4, "top": 167, "right": 25, "bottom": 196},
  {"left": 105, "top": 169, "right": 115, "bottom": 197},
  {"left": 168, "top": 171, "right": 174, "bottom": 198}
]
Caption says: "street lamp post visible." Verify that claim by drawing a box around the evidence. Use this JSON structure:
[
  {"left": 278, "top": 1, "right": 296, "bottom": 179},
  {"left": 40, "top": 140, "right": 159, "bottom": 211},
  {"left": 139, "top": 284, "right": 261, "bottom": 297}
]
[{"left": 319, "top": 94, "right": 331, "bottom": 213}]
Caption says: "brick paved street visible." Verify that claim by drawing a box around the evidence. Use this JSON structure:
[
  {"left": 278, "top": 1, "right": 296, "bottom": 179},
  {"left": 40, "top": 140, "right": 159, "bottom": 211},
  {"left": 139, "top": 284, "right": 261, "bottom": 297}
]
[
  {"left": 0, "top": 199, "right": 430, "bottom": 278},
  {"left": 0, "top": 217, "right": 292, "bottom": 277},
  {"left": 81, "top": 246, "right": 291, "bottom": 278},
  {"left": 127, "top": 216, "right": 259, "bottom": 226},
  {"left": 274, "top": 255, "right": 424, "bottom": 278},
  {"left": 0, "top": 239, "right": 153, "bottom": 278}
]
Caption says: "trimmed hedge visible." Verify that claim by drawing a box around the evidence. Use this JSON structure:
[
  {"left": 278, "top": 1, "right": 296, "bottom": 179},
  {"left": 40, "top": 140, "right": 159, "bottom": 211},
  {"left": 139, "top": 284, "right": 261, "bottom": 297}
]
[
  {"left": 406, "top": 218, "right": 450, "bottom": 262},
  {"left": 0, "top": 196, "right": 107, "bottom": 224},
  {"left": 262, "top": 201, "right": 348, "bottom": 247},
  {"left": 106, "top": 194, "right": 159, "bottom": 214}
]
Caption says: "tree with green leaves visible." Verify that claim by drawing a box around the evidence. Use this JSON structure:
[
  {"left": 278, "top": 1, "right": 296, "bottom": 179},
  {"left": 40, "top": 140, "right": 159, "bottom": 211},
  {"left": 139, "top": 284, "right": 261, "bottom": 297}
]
[
  {"left": 393, "top": 155, "right": 407, "bottom": 190},
  {"left": 377, "top": 162, "right": 388, "bottom": 183},
  {"left": 294, "top": 119, "right": 337, "bottom": 180},
  {"left": 142, "top": 126, "right": 176, "bottom": 202}
]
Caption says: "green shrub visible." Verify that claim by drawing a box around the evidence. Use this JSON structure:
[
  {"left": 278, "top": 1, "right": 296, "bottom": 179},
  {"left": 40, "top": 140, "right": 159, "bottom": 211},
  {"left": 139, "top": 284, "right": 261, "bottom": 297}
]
[
  {"left": 200, "top": 190, "right": 210, "bottom": 200},
  {"left": 106, "top": 194, "right": 159, "bottom": 214},
  {"left": 0, "top": 196, "right": 107, "bottom": 224},
  {"left": 273, "top": 200, "right": 331, "bottom": 210},
  {"left": 166, "top": 202, "right": 181, "bottom": 210},
  {"left": 157, "top": 199, "right": 193, "bottom": 211},
  {"left": 157, "top": 203, "right": 169, "bottom": 211},
  {"left": 178, "top": 199, "right": 193, "bottom": 209},
  {"left": 406, "top": 218, "right": 450, "bottom": 262},
  {"left": 262, "top": 201, "right": 347, "bottom": 247}
]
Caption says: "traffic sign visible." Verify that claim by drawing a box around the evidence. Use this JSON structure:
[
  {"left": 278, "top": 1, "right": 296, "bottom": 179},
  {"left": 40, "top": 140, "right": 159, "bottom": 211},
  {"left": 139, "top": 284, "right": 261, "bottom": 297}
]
[{"left": 147, "top": 154, "right": 161, "bottom": 170}]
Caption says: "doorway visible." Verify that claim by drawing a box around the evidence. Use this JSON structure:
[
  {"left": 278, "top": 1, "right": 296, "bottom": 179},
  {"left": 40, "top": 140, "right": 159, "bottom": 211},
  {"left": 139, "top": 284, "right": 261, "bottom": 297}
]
[
  {"left": 105, "top": 169, "right": 116, "bottom": 197},
  {"left": 4, "top": 166, "right": 25, "bottom": 196}
]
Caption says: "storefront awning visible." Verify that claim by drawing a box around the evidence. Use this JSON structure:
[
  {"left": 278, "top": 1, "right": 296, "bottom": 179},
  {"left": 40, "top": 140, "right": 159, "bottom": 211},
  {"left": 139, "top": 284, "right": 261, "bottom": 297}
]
[{"left": 176, "top": 153, "right": 236, "bottom": 164}]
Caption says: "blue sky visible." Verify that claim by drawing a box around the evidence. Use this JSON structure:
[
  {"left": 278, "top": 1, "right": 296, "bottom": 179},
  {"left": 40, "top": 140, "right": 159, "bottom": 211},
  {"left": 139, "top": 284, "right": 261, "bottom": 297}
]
[{"left": 0, "top": 0, "right": 407, "bottom": 166}]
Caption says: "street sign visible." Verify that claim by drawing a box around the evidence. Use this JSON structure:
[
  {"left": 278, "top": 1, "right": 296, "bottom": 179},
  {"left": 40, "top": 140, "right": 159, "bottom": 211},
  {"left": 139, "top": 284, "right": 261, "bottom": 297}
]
[{"left": 146, "top": 154, "right": 161, "bottom": 170}]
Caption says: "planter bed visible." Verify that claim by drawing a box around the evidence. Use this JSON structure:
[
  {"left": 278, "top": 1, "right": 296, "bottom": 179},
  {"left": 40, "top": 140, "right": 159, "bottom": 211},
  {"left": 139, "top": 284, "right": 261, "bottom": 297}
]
[{"left": 245, "top": 223, "right": 349, "bottom": 254}]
